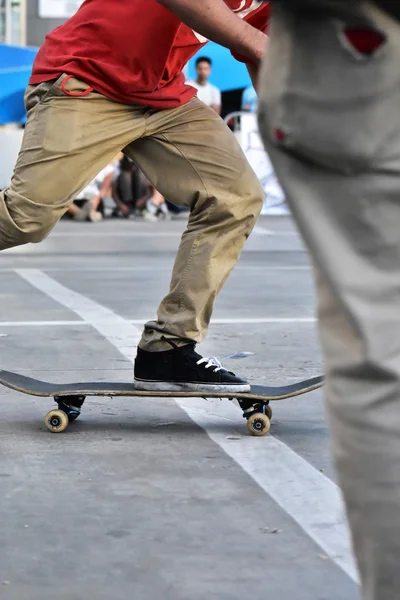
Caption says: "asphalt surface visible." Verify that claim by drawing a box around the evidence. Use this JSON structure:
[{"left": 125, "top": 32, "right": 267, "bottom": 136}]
[{"left": 0, "top": 215, "right": 359, "bottom": 600}]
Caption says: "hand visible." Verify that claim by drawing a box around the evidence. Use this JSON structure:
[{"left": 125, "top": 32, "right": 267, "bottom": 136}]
[{"left": 120, "top": 204, "right": 130, "bottom": 218}]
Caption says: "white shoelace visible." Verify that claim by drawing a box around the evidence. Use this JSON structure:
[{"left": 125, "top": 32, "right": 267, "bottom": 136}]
[{"left": 196, "top": 356, "right": 224, "bottom": 372}]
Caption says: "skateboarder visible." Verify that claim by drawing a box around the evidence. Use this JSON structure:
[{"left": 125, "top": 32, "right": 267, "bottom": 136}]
[
  {"left": 258, "top": 1, "right": 400, "bottom": 598},
  {"left": 0, "top": 0, "right": 269, "bottom": 393}
]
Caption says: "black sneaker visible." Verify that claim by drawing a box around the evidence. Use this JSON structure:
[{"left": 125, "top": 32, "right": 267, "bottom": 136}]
[{"left": 134, "top": 344, "right": 250, "bottom": 393}]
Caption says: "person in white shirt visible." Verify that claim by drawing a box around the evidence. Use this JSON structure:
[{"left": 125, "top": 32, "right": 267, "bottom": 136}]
[
  {"left": 66, "top": 164, "right": 115, "bottom": 222},
  {"left": 186, "top": 56, "right": 221, "bottom": 115}
]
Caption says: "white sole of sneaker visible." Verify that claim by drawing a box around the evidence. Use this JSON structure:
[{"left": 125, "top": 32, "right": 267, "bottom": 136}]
[{"left": 134, "top": 380, "right": 251, "bottom": 393}]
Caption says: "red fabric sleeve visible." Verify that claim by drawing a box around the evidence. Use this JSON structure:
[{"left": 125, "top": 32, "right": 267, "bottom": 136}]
[{"left": 231, "top": 2, "right": 271, "bottom": 64}]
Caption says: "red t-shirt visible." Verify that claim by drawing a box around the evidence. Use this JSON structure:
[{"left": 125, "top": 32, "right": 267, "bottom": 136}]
[{"left": 30, "top": 0, "right": 270, "bottom": 109}]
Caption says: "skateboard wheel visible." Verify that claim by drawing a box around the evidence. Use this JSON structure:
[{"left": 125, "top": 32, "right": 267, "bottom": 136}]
[
  {"left": 264, "top": 404, "right": 272, "bottom": 420},
  {"left": 247, "top": 413, "right": 270, "bottom": 437},
  {"left": 44, "top": 409, "right": 69, "bottom": 433}
]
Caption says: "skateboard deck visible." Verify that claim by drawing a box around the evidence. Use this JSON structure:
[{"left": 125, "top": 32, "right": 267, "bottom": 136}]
[{"left": 0, "top": 369, "right": 324, "bottom": 437}]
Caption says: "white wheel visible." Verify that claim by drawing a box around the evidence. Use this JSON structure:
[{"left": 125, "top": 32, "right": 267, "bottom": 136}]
[
  {"left": 44, "top": 409, "right": 69, "bottom": 433},
  {"left": 247, "top": 413, "right": 270, "bottom": 437}
]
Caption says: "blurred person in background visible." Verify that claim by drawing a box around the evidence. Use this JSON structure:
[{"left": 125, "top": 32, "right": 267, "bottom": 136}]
[
  {"left": 66, "top": 164, "right": 114, "bottom": 222},
  {"left": 112, "top": 156, "right": 171, "bottom": 221},
  {"left": 111, "top": 156, "right": 153, "bottom": 219},
  {"left": 146, "top": 188, "right": 171, "bottom": 221},
  {"left": 186, "top": 56, "right": 222, "bottom": 114},
  {"left": 241, "top": 84, "right": 258, "bottom": 113},
  {"left": 258, "top": 1, "right": 400, "bottom": 598}
]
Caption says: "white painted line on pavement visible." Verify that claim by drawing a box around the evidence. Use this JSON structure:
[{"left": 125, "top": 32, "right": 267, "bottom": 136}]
[
  {"left": 254, "top": 226, "right": 302, "bottom": 237},
  {"left": 0, "top": 267, "right": 175, "bottom": 272},
  {"left": 1, "top": 228, "right": 299, "bottom": 247},
  {"left": 0, "top": 317, "right": 316, "bottom": 327},
  {"left": 2, "top": 246, "right": 36, "bottom": 253},
  {"left": 37, "top": 232, "right": 181, "bottom": 238},
  {"left": 253, "top": 226, "right": 275, "bottom": 235},
  {"left": 253, "top": 227, "right": 300, "bottom": 237},
  {"left": 0, "top": 321, "right": 85, "bottom": 327},
  {"left": 0, "top": 265, "right": 312, "bottom": 272},
  {"left": 127, "top": 318, "right": 316, "bottom": 325},
  {"left": 15, "top": 268, "right": 356, "bottom": 582},
  {"left": 178, "top": 397, "right": 357, "bottom": 582},
  {"left": 48, "top": 231, "right": 299, "bottom": 238},
  {"left": 236, "top": 265, "right": 310, "bottom": 271},
  {"left": 3, "top": 228, "right": 298, "bottom": 240},
  {"left": 162, "top": 317, "right": 317, "bottom": 324},
  {"left": 16, "top": 269, "right": 141, "bottom": 361}
]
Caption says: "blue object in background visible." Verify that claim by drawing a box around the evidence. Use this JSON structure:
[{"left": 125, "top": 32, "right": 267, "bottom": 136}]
[
  {"left": 187, "top": 42, "right": 251, "bottom": 92},
  {"left": 241, "top": 85, "right": 258, "bottom": 113},
  {"left": 0, "top": 44, "right": 38, "bottom": 125},
  {"left": 0, "top": 41, "right": 248, "bottom": 125}
]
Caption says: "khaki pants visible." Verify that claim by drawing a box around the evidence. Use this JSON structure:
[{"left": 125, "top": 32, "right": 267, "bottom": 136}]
[
  {"left": 0, "top": 75, "right": 263, "bottom": 350},
  {"left": 259, "top": 3, "right": 400, "bottom": 598}
]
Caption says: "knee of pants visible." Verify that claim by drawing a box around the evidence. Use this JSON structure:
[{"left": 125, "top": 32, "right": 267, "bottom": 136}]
[
  {"left": 0, "top": 220, "right": 53, "bottom": 251},
  {"left": 246, "top": 173, "right": 265, "bottom": 219},
  {"left": 191, "top": 168, "right": 264, "bottom": 231},
  {"left": 19, "top": 222, "right": 54, "bottom": 244},
  {"left": 224, "top": 168, "right": 264, "bottom": 230},
  {"left": 0, "top": 192, "right": 61, "bottom": 249}
]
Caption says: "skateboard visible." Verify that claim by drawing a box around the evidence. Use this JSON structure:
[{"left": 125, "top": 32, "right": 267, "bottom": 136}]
[{"left": 0, "top": 370, "right": 324, "bottom": 437}]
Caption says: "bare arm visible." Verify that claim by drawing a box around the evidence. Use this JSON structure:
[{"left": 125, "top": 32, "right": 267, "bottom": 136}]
[
  {"left": 156, "top": 0, "right": 267, "bottom": 64},
  {"left": 90, "top": 192, "right": 103, "bottom": 213},
  {"left": 99, "top": 172, "right": 113, "bottom": 198}
]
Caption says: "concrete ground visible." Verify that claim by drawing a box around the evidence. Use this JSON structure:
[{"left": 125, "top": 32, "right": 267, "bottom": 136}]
[{"left": 0, "top": 215, "right": 359, "bottom": 600}]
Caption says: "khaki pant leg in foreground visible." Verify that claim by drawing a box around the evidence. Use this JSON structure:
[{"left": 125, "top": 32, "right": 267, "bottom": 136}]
[
  {"left": 0, "top": 74, "right": 147, "bottom": 250},
  {"left": 124, "top": 98, "right": 264, "bottom": 351},
  {"left": 258, "top": 4, "right": 400, "bottom": 599}
]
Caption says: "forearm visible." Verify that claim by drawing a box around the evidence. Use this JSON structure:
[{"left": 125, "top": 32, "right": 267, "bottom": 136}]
[
  {"left": 136, "top": 191, "right": 152, "bottom": 209},
  {"left": 102, "top": 173, "right": 113, "bottom": 195},
  {"left": 99, "top": 178, "right": 111, "bottom": 199},
  {"left": 91, "top": 193, "right": 102, "bottom": 211},
  {"left": 157, "top": 0, "right": 267, "bottom": 63}
]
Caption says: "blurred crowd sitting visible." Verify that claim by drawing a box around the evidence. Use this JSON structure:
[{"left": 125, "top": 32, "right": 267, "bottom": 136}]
[
  {"left": 9, "top": 55, "right": 256, "bottom": 226},
  {"left": 65, "top": 154, "right": 187, "bottom": 224}
]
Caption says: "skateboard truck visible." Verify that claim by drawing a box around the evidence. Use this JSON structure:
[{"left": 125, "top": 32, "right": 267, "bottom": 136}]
[
  {"left": 43, "top": 395, "right": 87, "bottom": 433},
  {"left": 54, "top": 395, "right": 86, "bottom": 421}
]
